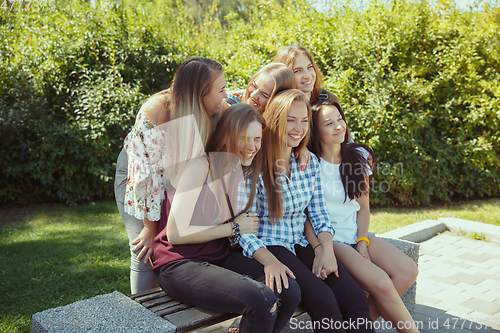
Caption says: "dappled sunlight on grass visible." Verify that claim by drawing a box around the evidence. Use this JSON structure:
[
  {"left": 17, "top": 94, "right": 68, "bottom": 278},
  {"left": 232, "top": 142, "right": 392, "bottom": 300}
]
[{"left": 0, "top": 201, "right": 128, "bottom": 333}]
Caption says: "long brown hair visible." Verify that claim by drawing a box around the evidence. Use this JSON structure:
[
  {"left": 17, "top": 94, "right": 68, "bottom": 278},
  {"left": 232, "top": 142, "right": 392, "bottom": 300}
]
[
  {"left": 274, "top": 44, "right": 324, "bottom": 96},
  {"left": 242, "top": 63, "right": 296, "bottom": 111},
  {"left": 262, "top": 89, "right": 311, "bottom": 223},
  {"left": 207, "top": 104, "right": 266, "bottom": 213},
  {"left": 308, "top": 100, "right": 375, "bottom": 202}
]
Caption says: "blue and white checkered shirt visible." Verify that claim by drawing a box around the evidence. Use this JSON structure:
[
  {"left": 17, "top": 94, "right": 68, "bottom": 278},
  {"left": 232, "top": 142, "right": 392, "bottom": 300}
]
[{"left": 238, "top": 151, "right": 334, "bottom": 258}]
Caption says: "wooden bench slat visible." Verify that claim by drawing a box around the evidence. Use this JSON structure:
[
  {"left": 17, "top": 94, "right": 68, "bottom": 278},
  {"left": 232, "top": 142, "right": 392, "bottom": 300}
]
[
  {"left": 164, "top": 307, "right": 238, "bottom": 333},
  {"left": 129, "top": 287, "right": 163, "bottom": 300},
  {"left": 155, "top": 303, "right": 192, "bottom": 317},
  {"left": 149, "top": 301, "right": 185, "bottom": 314},
  {"left": 134, "top": 290, "right": 169, "bottom": 303},
  {"left": 141, "top": 295, "right": 177, "bottom": 308},
  {"left": 147, "top": 299, "right": 185, "bottom": 313}
]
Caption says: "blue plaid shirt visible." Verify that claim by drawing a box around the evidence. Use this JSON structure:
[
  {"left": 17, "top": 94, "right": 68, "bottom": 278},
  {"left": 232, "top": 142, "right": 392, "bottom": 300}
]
[{"left": 239, "top": 151, "right": 334, "bottom": 258}]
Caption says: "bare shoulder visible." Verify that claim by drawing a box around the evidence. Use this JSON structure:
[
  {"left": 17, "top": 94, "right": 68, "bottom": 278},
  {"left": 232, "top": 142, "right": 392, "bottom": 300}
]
[{"left": 142, "top": 93, "right": 169, "bottom": 126}]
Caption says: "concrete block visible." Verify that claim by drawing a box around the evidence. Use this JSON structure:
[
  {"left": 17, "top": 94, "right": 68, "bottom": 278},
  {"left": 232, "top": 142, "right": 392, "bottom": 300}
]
[
  {"left": 381, "top": 220, "right": 446, "bottom": 243},
  {"left": 31, "top": 291, "right": 175, "bottom": 333},
  {"left": 439, "top": 218, "right": 500, "bottom": 243}
]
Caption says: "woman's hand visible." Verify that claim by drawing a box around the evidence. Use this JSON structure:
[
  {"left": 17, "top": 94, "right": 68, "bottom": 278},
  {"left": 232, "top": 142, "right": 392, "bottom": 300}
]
[
  {"left": 264, "top": 261, "right": 296, "bottom": 294},
  {"left": 356, "top": 242, "right": 372, "bottom": 262},
  {"left": 313, "top": 247, "right": 339, "bottom": 279},
  {"left": 296, "top": 146, "right": 311, "bottom": 171},
  {"left": 235, "top": 212, "right": 259, "bottom": 234},
  {"left": 131, "top": 224, "right": 156, "bottom": 263},
  {"left": 312, "top": 244, "right": 324, "bottom": 279}
]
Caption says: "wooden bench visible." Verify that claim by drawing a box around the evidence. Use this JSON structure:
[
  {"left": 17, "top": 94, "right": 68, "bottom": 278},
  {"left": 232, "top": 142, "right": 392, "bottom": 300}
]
[
  {"left": 129, "top": 287, "right": 241, "bottom": 332},
  {"left": 129, "top": 287, "right": 309, "bottom": 332}
]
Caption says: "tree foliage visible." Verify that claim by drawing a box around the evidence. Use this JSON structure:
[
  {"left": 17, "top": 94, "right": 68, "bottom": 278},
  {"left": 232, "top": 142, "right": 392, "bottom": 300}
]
[{"left": 0, "top": 0, "right": 499, "bottom": 205}]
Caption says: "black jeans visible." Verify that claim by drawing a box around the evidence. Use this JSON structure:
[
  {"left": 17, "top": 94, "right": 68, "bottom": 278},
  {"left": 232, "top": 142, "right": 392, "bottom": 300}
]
[
  {"left": 155, "top": 251, "right": 301, "bottom": 333},
  {"left": 294, "top": 244, "right": 375, "bottom": 333},
  {"left": 220, "top": 250, "right": 302, "bottom": 333}
]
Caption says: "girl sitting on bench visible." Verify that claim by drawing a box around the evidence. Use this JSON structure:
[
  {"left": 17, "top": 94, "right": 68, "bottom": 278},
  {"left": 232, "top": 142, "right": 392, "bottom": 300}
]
[
  {"left": 306, "top": 99, "right": 419, "bottom": 333},
  {"left": 153, "top": 103, "right": 301, "bottom": 333}
]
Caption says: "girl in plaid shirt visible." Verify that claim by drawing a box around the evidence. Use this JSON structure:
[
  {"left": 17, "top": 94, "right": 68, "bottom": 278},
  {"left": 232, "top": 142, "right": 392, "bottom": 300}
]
[{"left": 238, "top": 90, "right": 374, "bottom": 333}]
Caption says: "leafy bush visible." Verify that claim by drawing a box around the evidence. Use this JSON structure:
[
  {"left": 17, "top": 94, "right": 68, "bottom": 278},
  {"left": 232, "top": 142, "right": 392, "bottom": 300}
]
[{"left": 1, "top": 0, "right": 499, "bottom": 205}]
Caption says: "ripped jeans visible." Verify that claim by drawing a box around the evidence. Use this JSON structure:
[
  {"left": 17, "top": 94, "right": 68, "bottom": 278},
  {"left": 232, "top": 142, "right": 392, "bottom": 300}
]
[{"left": 155, "top": 251, "right": 301, "bottom": 333}]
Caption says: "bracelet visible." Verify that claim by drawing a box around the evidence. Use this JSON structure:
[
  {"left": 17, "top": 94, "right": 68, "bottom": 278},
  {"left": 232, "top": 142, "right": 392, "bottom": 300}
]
[
  {"left": 313, "top": 244, "right": 322, "bottom": 251},
  {"left": 229, "top": 218, "right": 240, "bottom": 247},
  {"left": 356, "top": 237, "right": 370, "bottom": 247}
]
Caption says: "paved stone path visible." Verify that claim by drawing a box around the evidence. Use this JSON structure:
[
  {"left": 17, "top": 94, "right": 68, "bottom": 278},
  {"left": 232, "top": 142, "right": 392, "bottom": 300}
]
[{"left": 414, "top": 231, "right": 500, "bottom": 333}]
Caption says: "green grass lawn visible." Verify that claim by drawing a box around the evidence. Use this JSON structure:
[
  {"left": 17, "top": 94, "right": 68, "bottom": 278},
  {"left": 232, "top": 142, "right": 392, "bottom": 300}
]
[
  {"left": 370, "top": 198, "right": 500, "bottom": 234},
  {"left": 0, "top": 198, "right": 499, "bottom": 332},
  {"left": 0, "top": 201, "right": 129, "bottom": 333}
]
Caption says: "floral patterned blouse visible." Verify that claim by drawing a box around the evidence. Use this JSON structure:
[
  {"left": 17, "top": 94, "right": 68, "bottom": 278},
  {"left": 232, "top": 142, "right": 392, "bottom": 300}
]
[{"left": 124, "top": 110, "right": 166, "bottom": 221}]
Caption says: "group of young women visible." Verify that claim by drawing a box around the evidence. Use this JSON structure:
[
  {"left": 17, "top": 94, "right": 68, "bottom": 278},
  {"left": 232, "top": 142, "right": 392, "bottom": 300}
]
[{"left": 114, "top": 45, "right": 419, "bottom": 333}]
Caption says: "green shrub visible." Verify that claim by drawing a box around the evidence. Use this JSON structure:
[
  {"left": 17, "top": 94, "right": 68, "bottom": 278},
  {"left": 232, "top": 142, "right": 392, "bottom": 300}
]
[{"left": 1, "top": 0, "right": 499, "bottom": 205}]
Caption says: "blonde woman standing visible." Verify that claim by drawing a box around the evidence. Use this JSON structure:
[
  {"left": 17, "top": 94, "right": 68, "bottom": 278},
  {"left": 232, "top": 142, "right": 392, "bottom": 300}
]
[
  {"left": 114, "top": 57, "right": 227, "bottom": 294},
  {"left": 226, "top": 63, "right": 295, "bottom": 113}
]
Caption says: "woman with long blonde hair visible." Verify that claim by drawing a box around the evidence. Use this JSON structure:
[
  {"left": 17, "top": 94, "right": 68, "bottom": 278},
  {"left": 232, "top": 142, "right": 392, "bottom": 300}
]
[
  {"left": 115, "top": 56, "right": 227, "bottom": 294},
  {"left": 238, "top": 90, "right": 374, "bottom": 333}
]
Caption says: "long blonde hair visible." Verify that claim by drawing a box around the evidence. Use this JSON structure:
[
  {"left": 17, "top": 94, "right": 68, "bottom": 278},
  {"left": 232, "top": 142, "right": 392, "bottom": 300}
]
[
  {"left": 274, "top": 45, "right": 324, "bottom": 94},
  {"left": 207, "top": 104, "right": 266, "bottom": 213},
  {"left": 262, "top": 89, "right": 311, "bottom": 223},
  {"left": 170, "top": 57, "right": 224, "bottom": 144},
  {"left": 242, "top": 63, "right": 295, "bottom": 111},
  {"left": 147, "top": 57, "right": 224, "bottom": 181}
]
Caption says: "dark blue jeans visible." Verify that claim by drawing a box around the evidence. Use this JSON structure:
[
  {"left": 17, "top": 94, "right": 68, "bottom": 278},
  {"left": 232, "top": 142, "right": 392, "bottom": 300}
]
[{"left": 155, "top": 251, "right": 301, "bottom": 333}]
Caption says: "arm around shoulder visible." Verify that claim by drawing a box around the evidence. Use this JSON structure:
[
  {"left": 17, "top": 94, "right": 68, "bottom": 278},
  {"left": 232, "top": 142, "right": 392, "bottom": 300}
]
[{"left": 166, "top": 158, "right": 233, "bottom": 245}]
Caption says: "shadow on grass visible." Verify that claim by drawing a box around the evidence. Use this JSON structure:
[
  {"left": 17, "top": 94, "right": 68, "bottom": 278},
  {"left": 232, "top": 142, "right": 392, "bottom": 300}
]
[{"left": 0, "top": 222, "right": 130, "bottom": 333}]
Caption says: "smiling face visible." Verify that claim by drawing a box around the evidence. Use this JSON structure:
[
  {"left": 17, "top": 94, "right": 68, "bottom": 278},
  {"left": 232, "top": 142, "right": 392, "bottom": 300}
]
[
  {"left": 317, "top": 105, "right": 346, "bottom": 147},
  {"left": 286, "top": 101, "right": 309, "bottom": 148},
  {"left": 203, "top": 72, "right": 227, "bottom": 117},
  {"left": 292, "top": 54, "right": 316, "bottom": 95},
  {"left": 226, "top": 120, "right": 262, "bottom": 166},
  {"left": 246, "top": 73, "right": 275, "bottom": 113}
]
